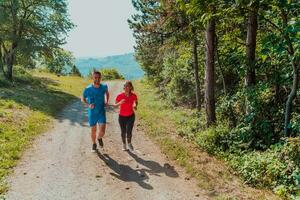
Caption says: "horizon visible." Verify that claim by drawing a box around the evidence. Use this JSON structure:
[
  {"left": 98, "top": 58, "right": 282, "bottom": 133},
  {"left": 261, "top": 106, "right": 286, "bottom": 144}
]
[{"left": 75, "top": 52, "right": 135, "bottom": 59}]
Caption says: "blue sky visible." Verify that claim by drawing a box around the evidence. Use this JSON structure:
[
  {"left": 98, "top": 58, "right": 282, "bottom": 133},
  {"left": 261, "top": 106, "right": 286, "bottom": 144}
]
[{"left": 63, "top": 0, "right": 136, "bottom": 58}]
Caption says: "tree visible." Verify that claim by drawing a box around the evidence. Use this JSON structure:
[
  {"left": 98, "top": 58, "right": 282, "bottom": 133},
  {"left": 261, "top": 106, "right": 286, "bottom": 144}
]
[
  {"left": 245, "top": 1, "right": 259, "bottom": 88},
  {"left": 129, "top": 0, "right": 300, "bottom": 138},
  {"left": 205, "top": 11, "right": 217, "bottom": 127},
  {"left": 70, "top": 65, "right": 82, "bottom": 77},
  {"left": 43, "top": 48, "right": 75, "bottom": 75},
  {"left": 183, "top": 0, "right": 218, "bottom": 126},
  {"left": 0, "top": 0, "right": 74, "bottom": 80},
  {"left": 277, "top": 2, "right": 300, "bottom": 136},
  {"left": 128, "top": 0, "right": 162, "bottom": 83},
  {"left": 192, "top": 27, "right": 201, "bottom": 111},
  {"left": 100, "top": 68, "right": 125, "bottom": 80}
]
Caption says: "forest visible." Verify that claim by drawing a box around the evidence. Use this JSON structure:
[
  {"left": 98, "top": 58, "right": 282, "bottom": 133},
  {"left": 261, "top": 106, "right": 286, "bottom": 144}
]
[{"left": 129, "top": 0, "right": 299, "bottom": 198}]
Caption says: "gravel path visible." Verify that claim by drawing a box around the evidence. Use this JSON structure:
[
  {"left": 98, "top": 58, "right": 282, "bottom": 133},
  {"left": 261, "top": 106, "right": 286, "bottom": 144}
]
[{"left": 5, "top": 81, "right": 208, "bottom": 200}]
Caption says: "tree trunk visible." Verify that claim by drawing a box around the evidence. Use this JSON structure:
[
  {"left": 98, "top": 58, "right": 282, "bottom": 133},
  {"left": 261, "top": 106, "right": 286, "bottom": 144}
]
[
  {"left": 245, "top": 2, "right": 258, "bottom": 114},
  {"left": 0, "top": 46, "right": 3, "bottom": 75},
  {"left": 281, "top": 9, "right": 299, "bottom": 137},
  {"left": 284, "top": 60, "right": 299, "bottom": 136},
  {"left": 205, "top": 18, "right": 216, "bottom": 127},
  {"left": 192, "top": 28, "right": 201, "bottom": 112},
  {"left": 6, "top": 53, "right": 14, "bottom": 80},
  {"left": 245, "top": 2, "right": 258, "bottom": 87},
  {"left": 4, "top": 42, "right": 17, "bottom": 81}
]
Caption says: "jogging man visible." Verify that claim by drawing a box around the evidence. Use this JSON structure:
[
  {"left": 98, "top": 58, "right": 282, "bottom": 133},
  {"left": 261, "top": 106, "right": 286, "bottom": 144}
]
[{"left": 81, "top": 71, "right": 109, "bottom": 152}]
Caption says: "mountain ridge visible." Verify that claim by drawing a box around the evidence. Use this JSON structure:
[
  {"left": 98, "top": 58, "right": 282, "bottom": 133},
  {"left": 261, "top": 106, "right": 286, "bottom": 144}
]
[{"left": 75, "top": 53, "right": 144, "bottom": 80}]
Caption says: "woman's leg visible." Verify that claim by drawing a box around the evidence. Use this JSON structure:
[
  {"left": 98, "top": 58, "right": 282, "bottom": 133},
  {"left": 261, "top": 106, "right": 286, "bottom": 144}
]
[
  {"left": 126, "top": 114, "right": 135, "bottom": 144},
  {"left": 118, "top": 115, "right": 127, "bottom": 144}
]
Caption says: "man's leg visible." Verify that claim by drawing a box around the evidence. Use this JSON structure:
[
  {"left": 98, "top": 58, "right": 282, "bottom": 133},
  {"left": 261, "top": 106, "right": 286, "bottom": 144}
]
[
  {"left": 91, "top": 125, "right": 97, "bottom": 152},
  {"left": 91, "top": 125, "right": 97, "bottom": 144},
  {"left": 95, "top": 111, "right": 106, "bottom": 147},
  {"left": 97, "top": 123, "right": 106, "bottom": 147},
  {"left": 98, "top": 123, "right": 106, "bottom": 138}
]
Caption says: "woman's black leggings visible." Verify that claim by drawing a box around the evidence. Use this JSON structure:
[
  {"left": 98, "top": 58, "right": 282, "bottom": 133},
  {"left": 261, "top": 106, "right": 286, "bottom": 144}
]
[{"left": 118, "top": 114, "right": 135, "bottom": 144}]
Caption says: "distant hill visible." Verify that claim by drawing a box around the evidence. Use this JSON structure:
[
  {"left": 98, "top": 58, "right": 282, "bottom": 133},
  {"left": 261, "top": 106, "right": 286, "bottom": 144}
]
[{"left": 75, "top": 53, "right": 144, "bottom": 80}]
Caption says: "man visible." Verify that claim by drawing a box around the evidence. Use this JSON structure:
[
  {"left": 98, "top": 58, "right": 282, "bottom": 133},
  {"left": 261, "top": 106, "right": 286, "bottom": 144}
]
[{"left": 81, "top": 71, "right": 109, "bottom": 152}]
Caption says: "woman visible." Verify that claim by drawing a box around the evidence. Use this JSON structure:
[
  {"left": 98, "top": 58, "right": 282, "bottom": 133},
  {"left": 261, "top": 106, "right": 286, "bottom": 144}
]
[{"left": 114, "top": 81, "right": 138, "bottom": 151}]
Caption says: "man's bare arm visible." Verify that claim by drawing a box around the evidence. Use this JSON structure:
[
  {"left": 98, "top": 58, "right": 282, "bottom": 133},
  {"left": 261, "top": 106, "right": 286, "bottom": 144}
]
[
  {"left": 81, "top": 96, "right": 87, "bottom": 104},
  {"left": 105, "top": 91, "right": 110, "bottom": 105}
]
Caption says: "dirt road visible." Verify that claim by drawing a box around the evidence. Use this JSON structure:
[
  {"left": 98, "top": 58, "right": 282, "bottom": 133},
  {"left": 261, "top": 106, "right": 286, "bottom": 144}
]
[{"left": 5, "top": 81, "right": 208, "bottom": 200}]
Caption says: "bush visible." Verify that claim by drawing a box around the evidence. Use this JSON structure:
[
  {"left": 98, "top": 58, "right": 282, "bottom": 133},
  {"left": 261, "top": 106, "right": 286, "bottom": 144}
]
[
  {"left": 191, "top": 114, "right": 300, "bottom": 198},
  {"left": 195, "top": 124, "right": 231, "bottom": 154},
  {"left": 100, "top": 68, "right": 124, "bottom": 80},
  {"left": 160, "top": 47, "right": 199, "bottom": 107},
  {"left": 69, "top": 65, "right": 82, "bottom": 77},
  {"left": 227, "top": 138, "right": 300, "bottom": 198},
  {"left": 291, "top": 114, "right": 300, "bottom": 137},
  {"left": 218, "top": 85, "right": 284, "bottom": 151},
  {"left": 175, "top": 110, "right": 203, "bottom": 139},
  {"left": 0, "top": 74, "right": 11, "bottom": 87}
]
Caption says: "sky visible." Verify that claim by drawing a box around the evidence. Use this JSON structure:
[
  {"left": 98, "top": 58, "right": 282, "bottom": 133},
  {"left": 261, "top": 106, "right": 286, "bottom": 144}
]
[{"left": 63, "top": 0, "right": 136, "bottom": 58}]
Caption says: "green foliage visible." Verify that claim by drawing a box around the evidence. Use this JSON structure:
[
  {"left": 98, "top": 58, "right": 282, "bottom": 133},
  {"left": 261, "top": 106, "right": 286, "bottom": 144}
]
[
  {"left": 160, "top": 47, "right": 198, "bottom": 106},
  {"left": 195, "top": 124, "right": 231, "bottom": 154},
  {"left": 100, "top": 68, "right": 125, "bottom": 80},
  {"left": 44, "top": 49, "right": 75, "bottom": 75},
  {"left": 176, "top": 110, "right": 203, "bottom": 139},
  {"left": 227, "top": 138, "right": 300, "bottom": 198},
  {"left": 130, "top": 1, "right": 300, "bottom": 197},
  {"left": 69, "top": 65, "right": 82, "bottom": 77},
  {"left": 0, "top": 0, "right": 74, "bottom": 79},
  {"left": 291, "top": 113, "right": 300, "bottom": 136}
]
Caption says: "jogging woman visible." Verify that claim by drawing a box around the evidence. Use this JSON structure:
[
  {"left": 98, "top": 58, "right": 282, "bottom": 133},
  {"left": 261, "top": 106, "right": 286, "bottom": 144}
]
[{"left": 114, "top": 81, "right": 138, "bottom": 151}]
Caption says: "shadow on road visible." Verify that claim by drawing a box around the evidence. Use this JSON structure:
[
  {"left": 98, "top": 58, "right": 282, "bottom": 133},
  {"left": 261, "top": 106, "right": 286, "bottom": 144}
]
[
  {"left": 127, "top": 151, "right": 179, "bottom": 178},
  {"left": 96, "top": 151, "right": 153, "bottom": 190}
]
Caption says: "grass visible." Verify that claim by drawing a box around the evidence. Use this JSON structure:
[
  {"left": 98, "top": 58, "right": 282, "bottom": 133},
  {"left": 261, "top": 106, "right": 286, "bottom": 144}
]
[
  {"left": 0, "top": 71, "right": 284, "bottom": 199},
  {"left": 0, "top": 70, "right": 90, "bottom": 194},
  {"left": 134, "top": 79, "right": 280, "bottom": 199}
]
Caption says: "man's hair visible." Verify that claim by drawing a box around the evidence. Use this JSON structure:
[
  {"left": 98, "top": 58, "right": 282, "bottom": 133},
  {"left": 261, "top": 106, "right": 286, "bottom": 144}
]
[{"left": 93, "top": 71, "right": 101, "bottom": 77}]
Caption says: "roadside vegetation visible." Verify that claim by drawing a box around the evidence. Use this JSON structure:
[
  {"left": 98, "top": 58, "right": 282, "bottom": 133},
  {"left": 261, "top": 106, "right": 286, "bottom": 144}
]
[
  {"left": 130, "top": 1, "right": 299, "bottom": 198},
  {"left": 135, "top": 80, "right": 282, "bottom": 199},
  {"left": 87, "top": 68, "right": 125, "bottom": 80},
  {"left": 0, "top": 69, "right": 89, "bottom": 194}
]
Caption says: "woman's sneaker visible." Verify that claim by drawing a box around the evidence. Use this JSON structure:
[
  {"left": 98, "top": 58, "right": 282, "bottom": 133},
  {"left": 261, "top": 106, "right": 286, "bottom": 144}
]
[
  {"left": 91, "top": 143, "right": 97, "bottom": 153},
  {"left": 128, "top": 143, "right": 134, "bottom": 151},
  {"left": 122, "top": 144, "right": 127, "bottom": 151}
]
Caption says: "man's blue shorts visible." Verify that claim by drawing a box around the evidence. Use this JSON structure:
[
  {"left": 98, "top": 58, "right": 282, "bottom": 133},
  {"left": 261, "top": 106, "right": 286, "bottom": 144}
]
[{"left": 89, "top": 111, "right": 106, "bottom": 127}]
